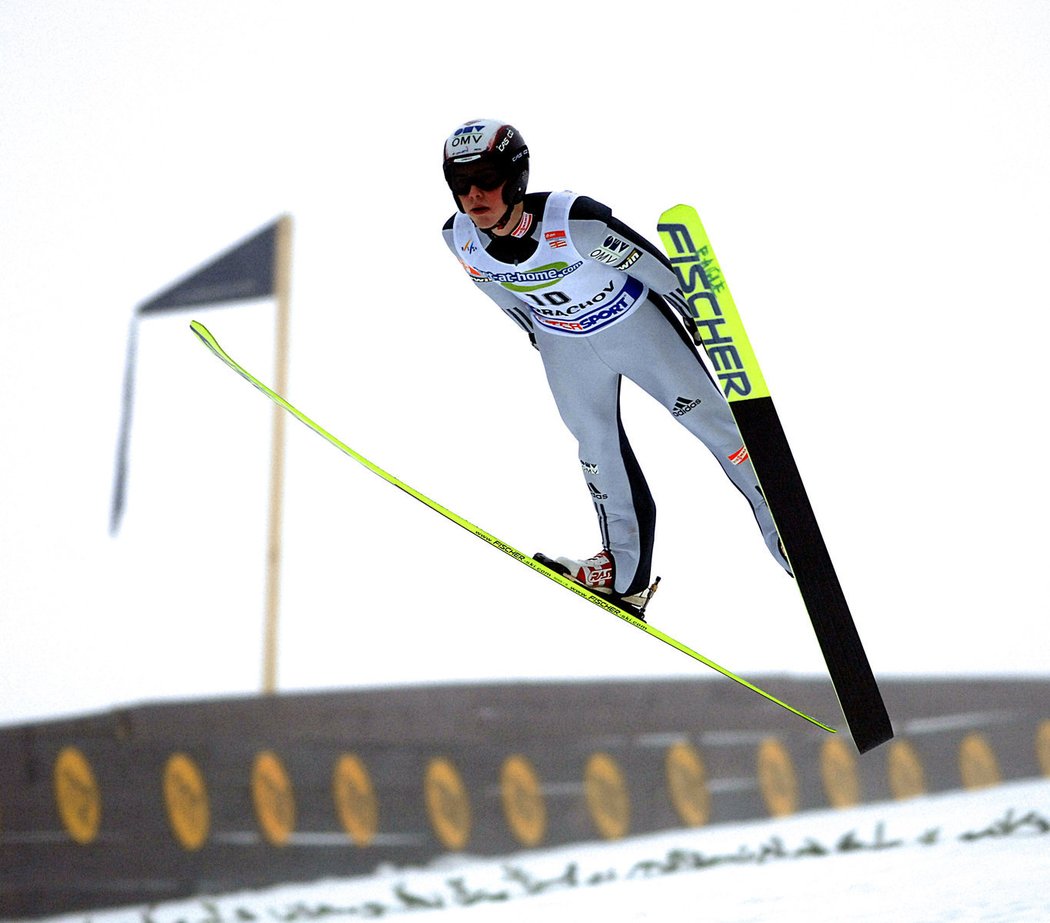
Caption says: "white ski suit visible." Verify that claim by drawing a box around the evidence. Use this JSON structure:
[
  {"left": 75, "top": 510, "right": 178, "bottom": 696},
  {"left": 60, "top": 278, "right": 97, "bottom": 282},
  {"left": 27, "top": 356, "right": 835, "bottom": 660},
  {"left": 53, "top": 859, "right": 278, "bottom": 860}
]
[{"left": 443, "top": 190, "right": 786, "bottom": 596}]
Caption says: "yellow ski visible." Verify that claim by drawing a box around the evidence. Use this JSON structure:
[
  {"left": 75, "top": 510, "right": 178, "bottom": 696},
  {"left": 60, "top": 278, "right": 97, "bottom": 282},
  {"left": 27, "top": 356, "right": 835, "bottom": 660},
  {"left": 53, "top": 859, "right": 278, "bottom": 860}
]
[
  {"left": 658, "top": 205, "right": 891, "bottom": 752},
  {"left": 190, "top": 320, "right": 835, "bottom": 733}
]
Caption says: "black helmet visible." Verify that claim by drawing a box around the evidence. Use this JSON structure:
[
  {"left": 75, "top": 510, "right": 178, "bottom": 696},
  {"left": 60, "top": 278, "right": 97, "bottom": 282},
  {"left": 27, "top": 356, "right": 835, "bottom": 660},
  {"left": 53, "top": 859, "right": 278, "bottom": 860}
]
[{"left": 442, "top": 119, "right": 529, "bottom": 212}]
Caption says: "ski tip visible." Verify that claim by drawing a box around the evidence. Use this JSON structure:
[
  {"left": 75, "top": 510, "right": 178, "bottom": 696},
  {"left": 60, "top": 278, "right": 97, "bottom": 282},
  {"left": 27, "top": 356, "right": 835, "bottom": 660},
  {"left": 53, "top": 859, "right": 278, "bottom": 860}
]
[{"left": 190, "top": 321, "right": 228, "bottom": 362}]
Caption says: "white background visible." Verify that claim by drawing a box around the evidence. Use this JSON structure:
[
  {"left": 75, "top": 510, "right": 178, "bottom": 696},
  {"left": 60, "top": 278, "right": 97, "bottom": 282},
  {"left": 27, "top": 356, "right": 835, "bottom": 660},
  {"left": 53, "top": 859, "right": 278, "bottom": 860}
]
[{"left": 2, "top": 1, "right": 1048, "bottom": 725}]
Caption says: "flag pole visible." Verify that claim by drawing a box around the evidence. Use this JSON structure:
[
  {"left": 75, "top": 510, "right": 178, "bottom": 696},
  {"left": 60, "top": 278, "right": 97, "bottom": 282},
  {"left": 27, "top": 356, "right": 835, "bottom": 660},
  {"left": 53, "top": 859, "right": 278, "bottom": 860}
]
[{"left": 263, "top": 214, "right": 293, "bottom": 695}]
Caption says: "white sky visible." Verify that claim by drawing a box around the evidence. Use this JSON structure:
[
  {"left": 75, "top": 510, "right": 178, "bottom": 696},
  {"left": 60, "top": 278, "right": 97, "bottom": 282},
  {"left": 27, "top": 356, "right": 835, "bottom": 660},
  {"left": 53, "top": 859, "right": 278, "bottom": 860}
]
[{"left": 2, "top": 1, "right": 1049, "bottom": 726}]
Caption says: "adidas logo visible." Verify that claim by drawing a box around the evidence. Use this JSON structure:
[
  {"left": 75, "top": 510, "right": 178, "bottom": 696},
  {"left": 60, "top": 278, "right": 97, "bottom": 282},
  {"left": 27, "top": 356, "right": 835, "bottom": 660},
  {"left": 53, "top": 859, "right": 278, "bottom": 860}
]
[
  {"left": 588, "top": 482, "right": 609, "bottom": 501},
  {"left": 672, "top": 395, "right": 702, "bottom": 417}
]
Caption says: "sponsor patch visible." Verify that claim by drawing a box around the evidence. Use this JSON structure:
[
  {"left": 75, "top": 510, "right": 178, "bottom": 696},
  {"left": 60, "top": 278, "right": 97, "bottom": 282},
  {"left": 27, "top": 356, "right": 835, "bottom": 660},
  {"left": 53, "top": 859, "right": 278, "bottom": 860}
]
[
  {"left": 511, "top": 211, "right": 533, "bottom": 238},
  {"left": 486, "top": 261, "right": 584, "bottom": 287},
  {"left": 460, "top": 260, "right": 493, "bottom": 283},
  {"left": 531, "top": 276, "right": 643, "bottom": 336},
  {"left": 545, "top": 228, "right": 568, "bottom": 249},
  {"left": 728, "top": 445, "right": 750, "bottom": 466},
  {"left": 616, "top": 247, "right": 642, "bottom": 271},
  {"left": 588, "top": 233, "right": 633, "bottom": 266}
]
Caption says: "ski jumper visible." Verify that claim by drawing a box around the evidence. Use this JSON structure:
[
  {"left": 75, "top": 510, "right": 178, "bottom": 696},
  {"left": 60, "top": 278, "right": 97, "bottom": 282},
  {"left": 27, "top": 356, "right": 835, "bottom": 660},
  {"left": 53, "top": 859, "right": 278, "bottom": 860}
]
[{"left": 443, "top": 191, "right": 787, "bottom": 596}]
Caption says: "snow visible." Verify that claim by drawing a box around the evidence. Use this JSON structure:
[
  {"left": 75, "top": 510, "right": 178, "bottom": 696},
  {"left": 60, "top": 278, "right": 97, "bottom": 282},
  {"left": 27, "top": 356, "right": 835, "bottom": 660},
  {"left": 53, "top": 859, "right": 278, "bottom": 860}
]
[{"left": 23, "top": 778, "right": 1050, "bottom": 923}]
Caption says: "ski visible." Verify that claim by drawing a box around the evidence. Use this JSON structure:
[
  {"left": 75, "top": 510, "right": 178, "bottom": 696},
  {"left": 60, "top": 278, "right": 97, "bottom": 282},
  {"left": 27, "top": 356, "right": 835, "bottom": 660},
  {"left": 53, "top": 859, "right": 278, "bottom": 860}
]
[
  {"left": 657, "top": 204, "right": 892, "bottom": 753},
  {"left": 189, "top": 319, "right": 834, "bottom": 734}
]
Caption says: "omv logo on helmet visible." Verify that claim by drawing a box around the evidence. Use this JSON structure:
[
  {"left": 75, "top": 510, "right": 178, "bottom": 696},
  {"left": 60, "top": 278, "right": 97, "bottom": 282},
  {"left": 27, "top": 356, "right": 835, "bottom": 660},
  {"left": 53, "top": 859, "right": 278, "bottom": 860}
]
[
  {"left": 443, "top": 120, "right": 530, "bottom": 211},
  {"left": 450, "top": 124, "right": 486, "bottom": 149}
]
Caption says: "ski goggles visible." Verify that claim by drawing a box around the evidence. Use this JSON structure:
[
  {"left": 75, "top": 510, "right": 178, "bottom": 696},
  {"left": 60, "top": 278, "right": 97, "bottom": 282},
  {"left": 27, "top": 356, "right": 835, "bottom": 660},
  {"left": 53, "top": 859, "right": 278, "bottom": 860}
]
[{"left": 444, "top": 157, "right": 507, "bottom": 196}]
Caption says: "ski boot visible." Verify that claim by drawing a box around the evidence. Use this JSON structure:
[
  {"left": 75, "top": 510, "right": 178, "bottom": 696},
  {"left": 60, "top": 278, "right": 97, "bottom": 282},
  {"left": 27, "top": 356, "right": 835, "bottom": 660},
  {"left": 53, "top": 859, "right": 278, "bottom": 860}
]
[{"left": 533, "top": 549, "right": 660, "bottom": 621}]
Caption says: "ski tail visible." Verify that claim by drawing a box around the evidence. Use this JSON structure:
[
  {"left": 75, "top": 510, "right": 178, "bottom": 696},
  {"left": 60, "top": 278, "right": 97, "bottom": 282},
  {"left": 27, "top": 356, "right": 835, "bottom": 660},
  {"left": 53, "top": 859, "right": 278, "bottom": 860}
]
[{"left": 657, "top": 206, "right": 892, "bottom": 753}]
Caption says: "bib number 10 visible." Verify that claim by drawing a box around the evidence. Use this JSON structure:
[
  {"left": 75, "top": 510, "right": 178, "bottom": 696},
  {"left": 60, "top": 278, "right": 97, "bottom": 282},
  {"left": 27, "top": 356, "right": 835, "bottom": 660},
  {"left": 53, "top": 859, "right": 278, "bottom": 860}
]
[{"left": 524, "top": 291, "right": 570, "bottom": 307}]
